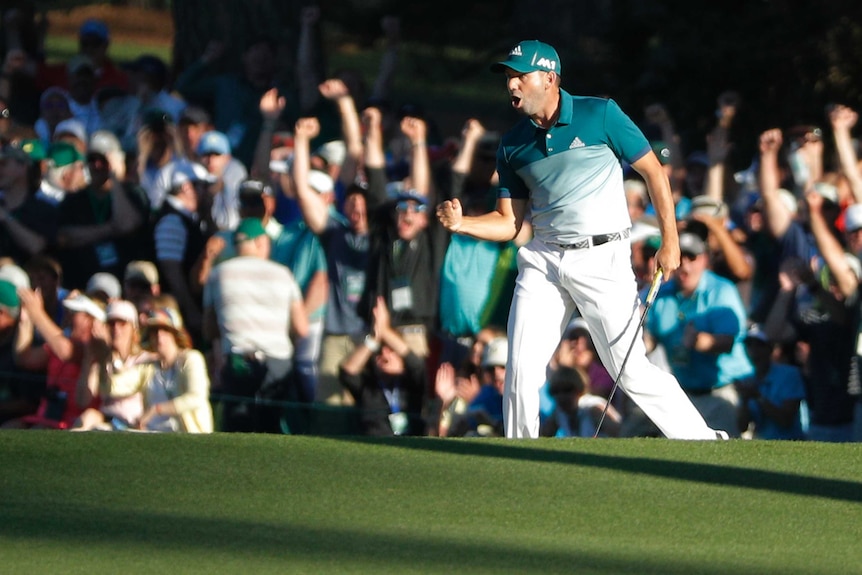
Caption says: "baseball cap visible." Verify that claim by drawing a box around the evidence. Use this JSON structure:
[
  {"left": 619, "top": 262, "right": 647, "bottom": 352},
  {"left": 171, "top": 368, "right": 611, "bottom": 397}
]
[
  {"left": 491, "top": 40, "right": 561, "bottom": 75},
  {"left": 689, "top": 195, "right": 729, "bottom": 219},
  {"left": 268, "top": 155, "right": 293, "bottom": 175},
  {"left": 54, "top": 118, "right": 88, "bottom": 144},
  {"left": 124, "top": 260, "right": 159, "bottom": 287},
  {"left": 239, "top": 179, "right": 274, "bottom": 198},
  {"left": 679, "top": 231, "right": 707, "bottom": 256},
  {"left": 106, "top": 299, "right": 139, "bottom": 326},
  {"left": 777, "top": 188, "right": 799, "bottom": 215},
  {"left": 564, "top": 316, "right": 590, "bottom": 339},
  {"left": 744, "top": 324, "right": 770, "bottom": 345},
  {"left": 86, "top": 272, "right": 122, "bottom": 300},
  {"left": 482, "top": 337, "right": 508, "bottom": 368},
  {"left": 844, "top": 204, "right": 862, "bottom": 233},
  {"left": 197, "top": 131, "right": 231, "bottom": 156},
  {"left": 47, "top": 142, "right": 84, "bottom": 167},
  {"left": 170, "top": 161, "right": 213, "bottom": 190},
  {"left": 0, "top": 263, "right": 31, "bottom": 289},
  {"left": 308, "top": 170, "right": 334, "bottom": 194},
  {"left": 62, "top": 293, "right": 106, "bottom": 322},
  {"left": 314, "top": 140, "right": 347, "bottom": 167},
  {"left": 813, "top": 182, "right": 839, "bottom": 204},
  {"left": 0, "top": 279, "right": 20, "bottom": 309},
  {"left": 19, "top": 139, "right": 46, "bottom": 161},
  {"left": 234, "top": 217, "right": 267, "bottom": 243},
  {"left": 143, "top": 307, "right": 191, "bottom": 349},
  {"left": 393, "top": 189, "right": 429, "bottom": 206},
  {"left": 88, "top": 130, "right": 122, "bottom": 157},
  {"left": 79, "top": 19, "right": 109, "bottom": 42},
  {"left": 142, "top": 108, "right": 173, "bottom": 131},
  {"left": 67, "top": 54, "right": 96, "bottom": 76}
]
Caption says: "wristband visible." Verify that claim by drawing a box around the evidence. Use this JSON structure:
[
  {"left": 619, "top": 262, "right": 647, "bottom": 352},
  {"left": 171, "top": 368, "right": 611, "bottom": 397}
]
[{"left": 364, "top": 334, "right": 380, "bottom": 353}]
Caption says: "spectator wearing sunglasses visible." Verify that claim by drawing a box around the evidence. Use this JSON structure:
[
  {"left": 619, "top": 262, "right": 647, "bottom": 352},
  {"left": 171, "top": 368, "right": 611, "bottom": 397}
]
[
  {"left": 358, "top": 108, "right": 449, "bottom": 360},
  {"left": 643, "top": 221, "right": 753, "bottom": 437}
]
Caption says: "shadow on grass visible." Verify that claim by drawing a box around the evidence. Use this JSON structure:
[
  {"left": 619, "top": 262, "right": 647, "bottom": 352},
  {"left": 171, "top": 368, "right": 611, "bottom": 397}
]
[
  {"left": 0, "top": 500, "right": 777, "bottom": 575},
  {"left": 330, "top": 436, "right": 862, "bottom": 504}
]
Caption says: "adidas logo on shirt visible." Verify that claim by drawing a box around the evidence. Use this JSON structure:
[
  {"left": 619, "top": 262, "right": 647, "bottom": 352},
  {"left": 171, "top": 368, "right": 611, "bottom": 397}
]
[{"left": 569, "top": 137, "right": 585, "bottom": 149}]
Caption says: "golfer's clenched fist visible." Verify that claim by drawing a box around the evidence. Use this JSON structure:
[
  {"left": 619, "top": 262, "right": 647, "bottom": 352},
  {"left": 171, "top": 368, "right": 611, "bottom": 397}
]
[{"left": 436, "top": 198, "right": 463, "bottom": 233}]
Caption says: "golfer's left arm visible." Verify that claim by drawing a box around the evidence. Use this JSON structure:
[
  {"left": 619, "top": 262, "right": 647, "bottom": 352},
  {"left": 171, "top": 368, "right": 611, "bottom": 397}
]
[{"left": 436, "top": 196, "right": 526, "bottom": 242}]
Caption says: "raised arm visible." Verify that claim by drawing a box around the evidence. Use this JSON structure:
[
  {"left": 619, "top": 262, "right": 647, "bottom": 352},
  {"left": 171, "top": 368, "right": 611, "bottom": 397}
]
[
  {"left": 828, "top": 104, "right": 862, "bottom": 204},
  {"left": 319, "top": 78, "right": 363, "bottom": 187},
  {"left": 400, "top": 116, "right": 431, "bottom": 199},
  {"left": 292, "top": 116, "right": 330, "bottom": 234},
  {"left": 758, "top": 129, "right": 793, "bottom": 238},
  {"left": 806, "top": 189, "right": 858, "bottom": 299},
  {"left": 250, "top": 88, "right": 286, "bottom": 180}
]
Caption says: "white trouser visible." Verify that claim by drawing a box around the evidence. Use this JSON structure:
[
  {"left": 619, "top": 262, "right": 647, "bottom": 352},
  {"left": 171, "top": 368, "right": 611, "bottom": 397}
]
[{"left": 504, "top": 237, "right": 718, "bottom": 440}]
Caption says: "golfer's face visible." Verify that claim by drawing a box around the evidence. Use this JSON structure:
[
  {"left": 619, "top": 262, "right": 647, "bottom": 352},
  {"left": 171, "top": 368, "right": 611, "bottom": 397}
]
[{"left": 505, "top": 69, "right": 549, "bottom": 116}]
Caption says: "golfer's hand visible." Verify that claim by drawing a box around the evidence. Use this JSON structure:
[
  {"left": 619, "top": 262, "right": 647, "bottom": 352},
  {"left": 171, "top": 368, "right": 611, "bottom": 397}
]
[
  {"left": 436, "top": 199, "right": 463, "bottom": 233},
  {"left": 654, "top": 245, "right": 679, "bottom": 278}
]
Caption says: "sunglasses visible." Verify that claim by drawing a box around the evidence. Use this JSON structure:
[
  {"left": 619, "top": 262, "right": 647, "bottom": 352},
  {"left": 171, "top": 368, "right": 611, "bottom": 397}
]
[
  {"left": 681, "top": 252, "right": 700, "bottom": 262},
  {"left": 395, "top": 201, "right": 427, "bottom": 214}
]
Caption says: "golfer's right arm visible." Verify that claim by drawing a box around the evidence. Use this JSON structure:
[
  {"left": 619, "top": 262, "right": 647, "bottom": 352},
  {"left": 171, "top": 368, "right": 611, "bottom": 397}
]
[{"left": 436, "top": 197, "right": 527, "bottom": 242}]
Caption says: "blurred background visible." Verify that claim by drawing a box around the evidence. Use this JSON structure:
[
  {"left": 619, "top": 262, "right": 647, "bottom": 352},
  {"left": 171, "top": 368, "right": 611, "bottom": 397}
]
[{"left": 7, "top": 0, "right": 862, "bottom": 168}]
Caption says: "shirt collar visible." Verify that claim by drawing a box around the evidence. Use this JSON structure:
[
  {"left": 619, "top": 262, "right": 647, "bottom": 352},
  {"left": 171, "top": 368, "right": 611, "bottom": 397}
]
[
  {"left": 556, "top": 88, "right": 573, "bottom": 126},
  {"left": 530, "top": 88, "right": 572, "bottom": 130}
]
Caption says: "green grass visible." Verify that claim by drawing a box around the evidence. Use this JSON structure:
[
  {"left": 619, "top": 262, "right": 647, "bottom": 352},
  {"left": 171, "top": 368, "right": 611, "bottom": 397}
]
[{"left": 2, "top": 432, "right": 861, "bottom": 574}]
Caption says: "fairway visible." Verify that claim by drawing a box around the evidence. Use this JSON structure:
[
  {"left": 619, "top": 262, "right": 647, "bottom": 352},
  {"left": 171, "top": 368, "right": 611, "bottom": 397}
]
[{"left": 1, "top": 432, "right": 861, "bottom": 574}]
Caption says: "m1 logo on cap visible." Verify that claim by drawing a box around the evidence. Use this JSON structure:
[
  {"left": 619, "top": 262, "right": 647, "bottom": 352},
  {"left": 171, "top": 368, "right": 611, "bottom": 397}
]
[{"left": 536, "top": 57, "right": 556, "bottom": 71}]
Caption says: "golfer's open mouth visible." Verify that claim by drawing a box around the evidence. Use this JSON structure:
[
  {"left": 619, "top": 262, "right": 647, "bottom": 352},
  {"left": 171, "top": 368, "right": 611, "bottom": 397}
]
[{"left": 510, "top": 95, "right": 521, "bottom": 108}]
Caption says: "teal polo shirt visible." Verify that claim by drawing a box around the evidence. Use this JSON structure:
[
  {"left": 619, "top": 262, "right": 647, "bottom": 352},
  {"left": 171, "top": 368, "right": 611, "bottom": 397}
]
[
  {"left": 646, "top": 270, "right": 754, "bottom": 391},
  {"left": 496, "top": 90, "right": 650, "bottom": 243},
  {"left": 271, "top": 221, "right": 328, "bottom": 321}
]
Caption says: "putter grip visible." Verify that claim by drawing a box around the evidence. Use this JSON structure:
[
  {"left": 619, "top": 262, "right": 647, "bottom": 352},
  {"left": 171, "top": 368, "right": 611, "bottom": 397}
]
[{"left": 645, "top": 270, "right": 663, "bottom": 305}]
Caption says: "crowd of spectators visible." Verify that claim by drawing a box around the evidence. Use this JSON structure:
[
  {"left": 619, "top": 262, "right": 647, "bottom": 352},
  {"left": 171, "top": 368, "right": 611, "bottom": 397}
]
[{"left": 1, "top": 8, "right": 860, "bottom": 441}]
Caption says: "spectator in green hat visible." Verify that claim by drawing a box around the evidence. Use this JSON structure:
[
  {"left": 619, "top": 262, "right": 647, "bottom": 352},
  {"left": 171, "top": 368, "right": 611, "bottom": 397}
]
[
  {"left": 41, "top": 141, "right": 87, "bottom": 204},
  {"left": 0, "top": 277, "right": 39, "bottom": 425},
  {"left": 54, "top": 130, "right": 149, "bottom": 293}
]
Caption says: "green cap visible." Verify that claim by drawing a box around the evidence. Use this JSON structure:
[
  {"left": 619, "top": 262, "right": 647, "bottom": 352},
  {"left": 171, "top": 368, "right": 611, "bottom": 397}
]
[
  {"left": 47, "top": 141, "right": 84, "bottom": 167},
  {"left": 0, "top": 280, "right": 19, "bottom": 309},
  {"left": 233, "top": 218, "right": 266, "bottom": 244},
  {"left": 20, "top": 139, "right": 46, "bottom": 161},
  {"left": 491, "top": 40, "right": 561, "bottom": 75}
]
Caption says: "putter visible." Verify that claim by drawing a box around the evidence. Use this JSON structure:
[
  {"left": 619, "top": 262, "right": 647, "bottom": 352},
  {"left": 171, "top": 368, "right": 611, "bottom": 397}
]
[{"left": 593, "top": 269, "right": 663, "bottom": 438}]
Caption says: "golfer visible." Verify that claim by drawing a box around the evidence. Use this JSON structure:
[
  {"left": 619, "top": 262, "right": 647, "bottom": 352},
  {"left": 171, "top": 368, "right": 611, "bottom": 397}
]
[{"left": 436, "top": 40, "right": 726, "bottom": 440}]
